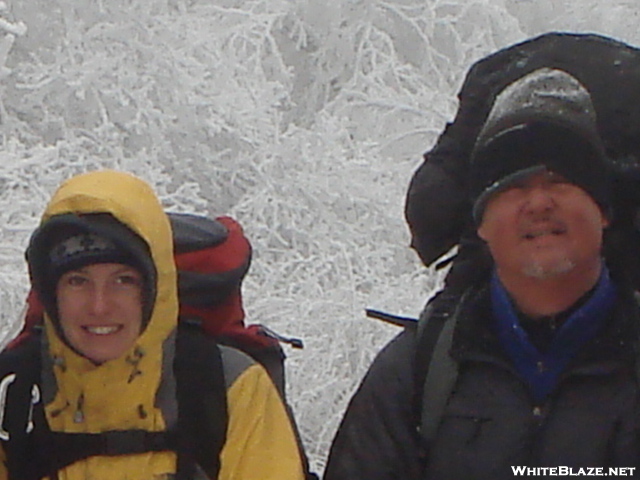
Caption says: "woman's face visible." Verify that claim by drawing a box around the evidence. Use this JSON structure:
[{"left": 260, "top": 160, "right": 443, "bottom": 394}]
[{"left": 56, "top": 263, "right": 144, "bottom": 364}]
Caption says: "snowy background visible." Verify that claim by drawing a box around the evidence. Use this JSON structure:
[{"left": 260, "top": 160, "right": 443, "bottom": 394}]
[{"left": 0, "top": 0, "right": 639, "bottom": 474}]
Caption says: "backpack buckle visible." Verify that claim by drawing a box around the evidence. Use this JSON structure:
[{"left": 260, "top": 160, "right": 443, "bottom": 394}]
[{"left": 102, "top": 429, "right": 167, "bottom": 456}]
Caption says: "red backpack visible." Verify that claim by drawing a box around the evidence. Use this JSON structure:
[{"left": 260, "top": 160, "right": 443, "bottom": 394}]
[{"left": 8, "top": 213, "right": 302, "bottom": 397}]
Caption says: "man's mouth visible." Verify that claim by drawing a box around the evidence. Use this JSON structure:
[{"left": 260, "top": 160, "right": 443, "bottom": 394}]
[
  {"left": 82, "top": 325, "right": 122, "bottom": 335},
  {"left": 523, "top": 227, "right": 566, "bottom": 240}
]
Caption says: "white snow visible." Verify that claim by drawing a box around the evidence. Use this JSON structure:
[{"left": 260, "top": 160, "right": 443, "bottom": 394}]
[{"left": 0, "top": 0, "right": 638, "bottom": 473}]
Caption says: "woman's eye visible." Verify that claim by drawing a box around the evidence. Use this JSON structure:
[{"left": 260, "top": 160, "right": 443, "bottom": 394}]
[{"left": 116, "top": 275, "right": 141, "bottom": 286}]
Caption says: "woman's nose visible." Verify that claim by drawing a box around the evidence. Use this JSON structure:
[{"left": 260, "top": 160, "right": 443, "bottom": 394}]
[{"left": 88, "top": 285, "right": 111, "bottom": 315}]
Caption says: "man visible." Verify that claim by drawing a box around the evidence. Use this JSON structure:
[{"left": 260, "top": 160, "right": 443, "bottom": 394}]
[
  {"left": 324, "top": 68, "right": 640, "bottom": 479},
  {"left": 0, "top": 170, "right": 305, "bottom": 479}
]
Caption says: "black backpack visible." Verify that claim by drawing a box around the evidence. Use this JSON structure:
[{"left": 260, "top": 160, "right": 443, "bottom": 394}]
[
  {"left": 405, "top": 32, "right": 640, "bottom": 291},
  {"left": 369, "top": 31, "right": 640, "bottom": 463}
]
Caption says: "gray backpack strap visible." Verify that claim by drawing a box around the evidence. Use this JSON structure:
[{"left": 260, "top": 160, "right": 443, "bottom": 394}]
[
  {"left": 413, "top": 291, "right": 464, "bottom": 459},
  {"left": 419, "top": 308, "right": 460, "bottom": 445}
]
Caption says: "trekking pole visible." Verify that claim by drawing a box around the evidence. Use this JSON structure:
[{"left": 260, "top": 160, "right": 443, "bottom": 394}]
[
  {"left": 259, "top": 325, "right": 304, "bottom": 349},
  {"left": 365, "top": 309, "right": 418, "bottom": 328}
]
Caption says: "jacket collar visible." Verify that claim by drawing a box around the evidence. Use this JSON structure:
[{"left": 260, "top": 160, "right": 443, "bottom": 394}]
[
  {"left": 450, "top": 276, "right": 640, "bottom": 382},
  {"left": 490, "top": 268, "right": 617, "bottom": 402}
]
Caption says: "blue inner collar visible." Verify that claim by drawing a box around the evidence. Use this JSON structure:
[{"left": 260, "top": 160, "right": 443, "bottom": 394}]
[{"left": 491, "top": 266, "right": 617, "bottom": 403}]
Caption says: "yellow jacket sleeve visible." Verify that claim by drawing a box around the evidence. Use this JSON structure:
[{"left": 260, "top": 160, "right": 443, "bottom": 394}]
[{"left": 219, "top": 363, "right": 305, "bottom": 480}]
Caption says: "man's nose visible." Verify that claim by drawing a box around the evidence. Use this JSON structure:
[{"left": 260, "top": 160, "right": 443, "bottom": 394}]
[{"left": 524, "top": 186, "right": 555, "bottom": 212}]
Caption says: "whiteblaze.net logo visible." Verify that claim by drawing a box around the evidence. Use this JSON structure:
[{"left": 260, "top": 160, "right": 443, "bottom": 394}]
[{"left": 511, "top": 466, "right": 637, "bottom": 477}]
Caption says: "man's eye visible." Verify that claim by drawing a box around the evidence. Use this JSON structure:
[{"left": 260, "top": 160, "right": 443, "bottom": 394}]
[
  {"left": 549, "top": 177, "right": 569, "bottom": 185},
  {"left": 546, "top": 172, "right": 569, "bottom": 184},
  {"left": 66, "top": 275, "right": 87, "bottom": 286}
]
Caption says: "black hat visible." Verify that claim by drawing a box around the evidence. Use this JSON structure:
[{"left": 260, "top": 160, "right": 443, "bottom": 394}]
[
  {"left": 26, "top": 213, "right": 157, "bottom": 328},
  {"left": 470, "top": 68, "right": 611, "bottom": 223}
]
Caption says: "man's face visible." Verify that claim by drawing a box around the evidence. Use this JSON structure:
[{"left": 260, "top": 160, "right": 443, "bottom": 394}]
[
  {"left": 477, "top": 170, "right": 608, "bottom": 280},
  {"left": 56, "top": 263, "right": 144, "bottom": 364}
]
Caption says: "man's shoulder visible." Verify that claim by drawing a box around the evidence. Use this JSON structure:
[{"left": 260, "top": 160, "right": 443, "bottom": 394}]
[
  {"left": 609, "top": 285, "right": 640, "bottom": 323},
  {"left": 367, "top": 288, "right": 481, "bottom": 374},
  {"left": 354, "top": 329, "right": 417, "bottom": 400},
  {"left": 374, "top": 328, "right": 416, "bottom": 364}
]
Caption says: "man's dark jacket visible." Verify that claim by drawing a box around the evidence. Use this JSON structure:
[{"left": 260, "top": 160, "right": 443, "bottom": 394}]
[{"left": 324, "top": 283, "right": 640, "bottom": 480}]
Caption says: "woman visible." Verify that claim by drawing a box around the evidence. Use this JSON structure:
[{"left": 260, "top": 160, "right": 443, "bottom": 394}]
[{"left": 0, "top": 170, "right": 304, "bottom": 480}]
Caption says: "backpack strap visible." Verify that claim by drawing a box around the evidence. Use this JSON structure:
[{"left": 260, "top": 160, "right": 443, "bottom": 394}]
[
  {"left": 413, "top": 290, "right": 462, "bottom": 463},
  {"left": 174, "top": 322, "right": 228, "bottom": 479},
  {"left": 1, "top": 325, "right": 228, "bottom": 480},
  {"left": 33, "top": 429, "right": 176, "bottom": 477},
  {"left": 0, "top": 335, "right": 48, "bottom": 480}
]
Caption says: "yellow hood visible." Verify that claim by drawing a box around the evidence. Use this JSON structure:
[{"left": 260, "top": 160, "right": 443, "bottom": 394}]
[{"left": 36, "top": 170, "right": 178, "bottom": 434}]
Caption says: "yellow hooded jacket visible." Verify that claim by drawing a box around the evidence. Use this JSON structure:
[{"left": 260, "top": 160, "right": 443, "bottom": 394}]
[{"left": 0, "top": 170, "right": 305, "bottom": 480}]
